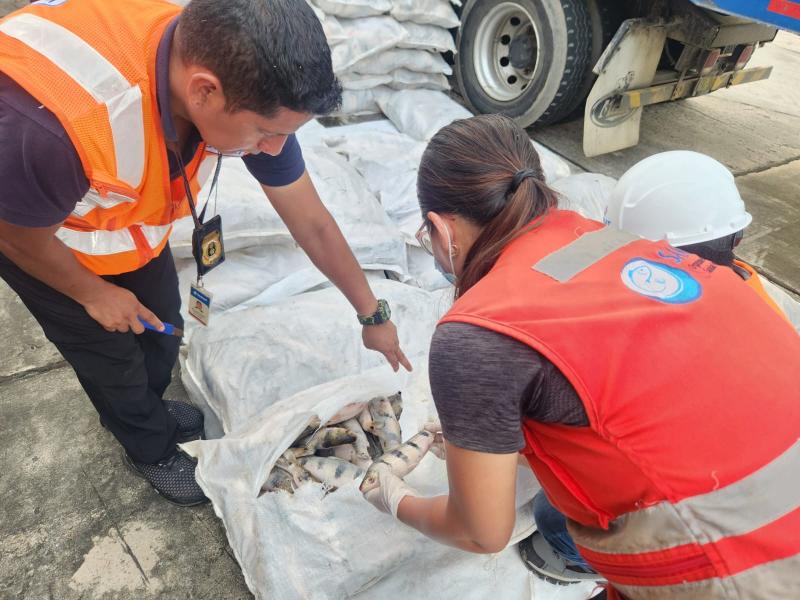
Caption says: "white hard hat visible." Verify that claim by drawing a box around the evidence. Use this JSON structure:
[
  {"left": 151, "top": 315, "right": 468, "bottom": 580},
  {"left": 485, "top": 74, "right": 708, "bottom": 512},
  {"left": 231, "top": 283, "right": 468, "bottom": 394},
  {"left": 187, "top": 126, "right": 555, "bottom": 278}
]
[{"left": 604, "top": 151, "right": 752, "bottom": 246}]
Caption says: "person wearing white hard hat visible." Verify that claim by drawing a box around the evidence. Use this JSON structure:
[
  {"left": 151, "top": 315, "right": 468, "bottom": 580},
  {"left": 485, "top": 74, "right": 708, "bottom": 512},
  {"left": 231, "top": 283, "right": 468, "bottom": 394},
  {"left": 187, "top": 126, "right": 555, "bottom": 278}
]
[
  {"left": 603, "top": 150, "right": 792, "bottom": 320},
  {"left": 524, "top": 150, "right": 798, "bottom": 587}
]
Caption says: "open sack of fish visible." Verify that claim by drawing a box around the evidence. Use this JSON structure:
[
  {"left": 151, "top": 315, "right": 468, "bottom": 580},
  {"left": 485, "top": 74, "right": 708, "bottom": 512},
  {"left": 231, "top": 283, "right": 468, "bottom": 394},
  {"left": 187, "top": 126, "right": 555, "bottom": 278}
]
[
  {"left": 181, "top": 367, "right": 560, "bottom": 600},
  {"left": 262, "top": 392, "right": 427, "bottom": 496}
]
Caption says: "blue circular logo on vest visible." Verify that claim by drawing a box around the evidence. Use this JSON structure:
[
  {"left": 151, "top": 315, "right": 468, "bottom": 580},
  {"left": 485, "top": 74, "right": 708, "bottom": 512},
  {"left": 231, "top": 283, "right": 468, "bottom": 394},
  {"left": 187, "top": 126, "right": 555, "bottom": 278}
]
[{"left": 621, "top": 259, "right": 702, "bottom": 304}]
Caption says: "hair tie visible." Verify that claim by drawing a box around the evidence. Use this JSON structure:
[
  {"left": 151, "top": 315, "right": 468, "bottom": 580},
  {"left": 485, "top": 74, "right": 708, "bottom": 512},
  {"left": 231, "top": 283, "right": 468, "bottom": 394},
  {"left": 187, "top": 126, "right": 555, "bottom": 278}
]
[{"left": 508, "top": 168, "right": 538, "bottom": 195}]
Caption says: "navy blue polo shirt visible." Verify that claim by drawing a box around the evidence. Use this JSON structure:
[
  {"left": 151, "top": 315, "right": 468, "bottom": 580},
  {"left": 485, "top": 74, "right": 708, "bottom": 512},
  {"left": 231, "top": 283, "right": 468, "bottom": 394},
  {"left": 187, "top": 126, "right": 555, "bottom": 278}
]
[{"left": 0, "top": 17, "right": 306, "bottom": 228}]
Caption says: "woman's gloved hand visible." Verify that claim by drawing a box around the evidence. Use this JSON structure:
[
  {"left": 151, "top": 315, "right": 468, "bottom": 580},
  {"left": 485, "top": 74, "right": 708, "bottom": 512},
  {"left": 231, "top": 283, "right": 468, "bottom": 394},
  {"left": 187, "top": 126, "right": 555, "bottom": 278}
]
[
  {"left": 362, "top": 465, "right": 419, "bottom": 517},
  {"left": 423, "top": 420, "right": 446, "bottom": 460}
]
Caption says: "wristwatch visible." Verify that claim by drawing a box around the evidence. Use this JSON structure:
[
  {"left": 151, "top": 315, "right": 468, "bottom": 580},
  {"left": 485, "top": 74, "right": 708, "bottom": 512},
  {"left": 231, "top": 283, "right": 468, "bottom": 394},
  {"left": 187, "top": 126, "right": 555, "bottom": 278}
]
[{"left": 358, "top": 299, "right": 391, "bottom": 326}]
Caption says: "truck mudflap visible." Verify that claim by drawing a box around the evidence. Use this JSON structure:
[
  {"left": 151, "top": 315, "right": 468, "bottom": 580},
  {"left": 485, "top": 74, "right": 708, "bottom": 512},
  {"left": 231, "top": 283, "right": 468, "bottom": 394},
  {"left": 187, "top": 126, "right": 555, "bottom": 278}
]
[
  {"left": 583, "top": 18, "right": 670, "bottom": 158},
  {"left": 583, "top": 16, "right": 774, "bottom": 157}
]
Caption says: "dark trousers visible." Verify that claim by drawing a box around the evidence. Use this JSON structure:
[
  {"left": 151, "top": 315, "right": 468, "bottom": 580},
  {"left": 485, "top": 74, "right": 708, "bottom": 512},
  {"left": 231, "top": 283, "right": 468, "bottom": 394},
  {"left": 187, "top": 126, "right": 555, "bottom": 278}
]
[{"left": 0, "top": 245, "right": 182, "bottom": 463}]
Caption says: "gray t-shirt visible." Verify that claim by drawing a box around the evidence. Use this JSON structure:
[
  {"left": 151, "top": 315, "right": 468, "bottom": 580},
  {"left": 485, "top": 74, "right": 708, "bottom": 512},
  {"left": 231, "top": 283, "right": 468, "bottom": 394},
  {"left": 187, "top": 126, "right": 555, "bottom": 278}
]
[{"left": 428, "top": 322, "right": 588, "bottom": 454}]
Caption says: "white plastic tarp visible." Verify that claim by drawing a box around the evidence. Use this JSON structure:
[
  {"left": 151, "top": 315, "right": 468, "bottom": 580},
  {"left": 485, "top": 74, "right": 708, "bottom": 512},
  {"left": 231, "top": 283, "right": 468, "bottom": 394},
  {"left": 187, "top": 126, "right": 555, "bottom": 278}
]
[
  {"left": 170, "top": 145, "right": 408, "bottom": 328},
  {"left": 551, "top": 172, "right": 617, "bottom": 222},
  {"left": 182, "top": 279, "right": 449, "bottom": 435},
  {"left": 322, "top": 127, "right": 425, "bottom": 239},
  {"left": 182, "top": 361, "right": 576, "bottom": 600}
]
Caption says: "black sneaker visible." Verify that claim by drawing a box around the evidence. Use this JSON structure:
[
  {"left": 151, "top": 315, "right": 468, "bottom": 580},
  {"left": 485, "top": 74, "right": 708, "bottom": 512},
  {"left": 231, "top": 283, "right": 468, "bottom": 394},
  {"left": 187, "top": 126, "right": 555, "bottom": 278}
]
[
  {"left": 100, "top": 400, "right": 204, "bottom": 443},
  {"left": 164, "top": 400, "right": 204, "bottom": 442},
  {"left": 123, "top": 449, "right": 209, "bottom": 506},
  {"left": 518, "top": 532, "right": 604, "bottom": 586}
]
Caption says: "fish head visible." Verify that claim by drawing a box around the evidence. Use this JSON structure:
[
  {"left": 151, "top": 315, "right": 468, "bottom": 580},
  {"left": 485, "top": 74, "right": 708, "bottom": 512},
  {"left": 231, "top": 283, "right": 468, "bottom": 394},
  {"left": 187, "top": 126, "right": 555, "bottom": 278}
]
[{"left": 359, "top": 471, "right": 380, "bottom": 494}]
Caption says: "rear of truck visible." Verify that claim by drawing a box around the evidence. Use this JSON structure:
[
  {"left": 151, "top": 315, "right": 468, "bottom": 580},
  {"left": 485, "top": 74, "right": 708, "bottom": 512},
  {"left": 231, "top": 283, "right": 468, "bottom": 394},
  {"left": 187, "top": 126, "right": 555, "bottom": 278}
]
[{"left": 453, "top": 0, "right": 800, "bottom": 156}]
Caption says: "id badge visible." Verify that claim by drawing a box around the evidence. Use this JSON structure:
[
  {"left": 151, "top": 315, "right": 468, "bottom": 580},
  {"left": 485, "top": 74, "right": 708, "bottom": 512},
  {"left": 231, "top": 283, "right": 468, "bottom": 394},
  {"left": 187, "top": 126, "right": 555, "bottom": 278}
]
[
  {"left": 192, "top": 214, "right": 226, "bottom": 276},
  {"left": 189, "top": 283, "right": 213, "bottom": 326}
]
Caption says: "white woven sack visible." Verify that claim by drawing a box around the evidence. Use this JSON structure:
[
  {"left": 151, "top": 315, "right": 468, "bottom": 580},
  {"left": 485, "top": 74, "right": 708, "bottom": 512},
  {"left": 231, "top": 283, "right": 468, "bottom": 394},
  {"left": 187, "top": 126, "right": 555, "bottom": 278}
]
[
  {"left": 313, "top": 0, "right": 391, "bottom": 18},
  {"left": 332, "top": 16, "right": 408, "bottom": 73},
  {"left": 391, "top": 0, "right": 460, "bottom": 28},
  {"left": 321, "top": 13, "right": 347, "bottom": 45},
  {"left": 333, "top": 87, "right": 394, "bottom": 116},
  {"left": 339, "top": 72, "right": 392, "bottom": 91},
  {"left": 349, "top": 48, "right": 453, "bottom": 76},
  {"left": 397, "top": 21, "right": 456, "bottom": 53},
  {"left": 377, "top": 89, "right": 472, "bottom": 141},
  {"left": 388, "top": 68, "right": 450, "bottom": 91}
]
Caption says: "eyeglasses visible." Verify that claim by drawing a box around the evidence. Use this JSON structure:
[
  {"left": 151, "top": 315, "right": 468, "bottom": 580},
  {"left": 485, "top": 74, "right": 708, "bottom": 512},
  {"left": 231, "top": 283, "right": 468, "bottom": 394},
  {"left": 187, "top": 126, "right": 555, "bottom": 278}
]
[{"left": 415, "top": 221, "right": 434, "bottom": 255}]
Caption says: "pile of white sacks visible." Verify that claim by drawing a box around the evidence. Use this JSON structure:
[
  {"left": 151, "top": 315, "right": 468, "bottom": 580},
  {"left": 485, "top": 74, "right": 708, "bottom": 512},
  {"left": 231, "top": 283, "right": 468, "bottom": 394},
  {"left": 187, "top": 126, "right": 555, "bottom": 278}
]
[{"left": 306, "top": 0, "right": 460, "bottom": 117}]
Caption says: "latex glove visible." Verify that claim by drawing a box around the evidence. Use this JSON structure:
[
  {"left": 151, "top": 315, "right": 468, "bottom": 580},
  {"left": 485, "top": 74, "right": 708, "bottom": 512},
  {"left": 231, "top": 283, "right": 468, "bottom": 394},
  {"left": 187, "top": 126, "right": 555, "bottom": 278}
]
[
  {"left": 363, "top": 465, "right": 419, "bottom": 517},
  {"left": 423, "top": 420, "right": 446, "bottom": 460},
  {"left": 362, "top": 320, "right": 413, "bottom": 372}
]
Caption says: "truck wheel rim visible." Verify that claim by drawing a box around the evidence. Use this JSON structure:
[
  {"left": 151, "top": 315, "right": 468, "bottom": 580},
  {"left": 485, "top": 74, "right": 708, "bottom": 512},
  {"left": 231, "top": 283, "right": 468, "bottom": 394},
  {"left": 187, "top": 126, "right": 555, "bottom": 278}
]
[{"left": 473, "top": 2, "right": 539, "bottom": 103}]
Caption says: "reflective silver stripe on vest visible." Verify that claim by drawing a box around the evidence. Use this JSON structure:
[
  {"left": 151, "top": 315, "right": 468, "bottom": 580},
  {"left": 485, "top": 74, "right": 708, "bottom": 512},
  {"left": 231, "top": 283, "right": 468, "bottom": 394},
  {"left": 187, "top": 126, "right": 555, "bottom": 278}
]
[
  {"left": 568, "top": 439, "right": 800, "bottom": 555},
  {"left": 0, "top": 13, "right": 145, "bottom": 189},
  {"left": 56, "top": 223, "right": 171, "bottom": 256},
  {"left": 56, "top": 228, "right": 136, "bottom": 256},
  {"left": 140, "top": 224, "right": 172, "bottom": 249},
  {"left": 614, "top": 553, "right": 800, "bottom": 599},
  {"left": 72, "top": 189, "right": 137, "bottom": 218},
  {"left": 532, "top": 227, "right": 639, "bottom": 282}
]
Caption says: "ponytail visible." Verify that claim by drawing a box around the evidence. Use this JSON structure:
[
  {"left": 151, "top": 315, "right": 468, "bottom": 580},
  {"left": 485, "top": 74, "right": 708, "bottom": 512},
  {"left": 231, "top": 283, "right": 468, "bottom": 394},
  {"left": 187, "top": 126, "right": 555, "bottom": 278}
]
[
  {"left": 417, "top": 114, "right": 560, "bottom": 298},
  {"left": 457, "top": 176, "right": 557, "bottom": 297}
]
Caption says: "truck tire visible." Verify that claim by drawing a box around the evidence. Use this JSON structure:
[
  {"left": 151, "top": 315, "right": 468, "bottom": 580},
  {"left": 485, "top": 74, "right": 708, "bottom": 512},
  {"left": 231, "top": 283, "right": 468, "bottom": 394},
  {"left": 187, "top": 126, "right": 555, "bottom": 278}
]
[
  {"left": 454, "top": 0, "right": 594, "bottom": 127},
  {"left": 566, "top": 0, "right": 627, "bottom": 120}
]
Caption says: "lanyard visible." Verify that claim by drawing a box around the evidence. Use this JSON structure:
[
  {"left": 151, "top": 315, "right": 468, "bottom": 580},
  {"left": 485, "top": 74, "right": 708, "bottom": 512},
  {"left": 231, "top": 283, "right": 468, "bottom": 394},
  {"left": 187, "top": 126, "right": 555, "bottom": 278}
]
[{"left": 171, "top": 144, "right": 224, "bottom": 283}]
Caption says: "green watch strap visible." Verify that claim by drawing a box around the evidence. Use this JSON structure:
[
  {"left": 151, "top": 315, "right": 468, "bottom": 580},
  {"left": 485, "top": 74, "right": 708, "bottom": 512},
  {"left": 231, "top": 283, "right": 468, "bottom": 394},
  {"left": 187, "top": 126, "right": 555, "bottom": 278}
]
[{"left": 358, "top": 299, "right": 391, "bottom": 326}]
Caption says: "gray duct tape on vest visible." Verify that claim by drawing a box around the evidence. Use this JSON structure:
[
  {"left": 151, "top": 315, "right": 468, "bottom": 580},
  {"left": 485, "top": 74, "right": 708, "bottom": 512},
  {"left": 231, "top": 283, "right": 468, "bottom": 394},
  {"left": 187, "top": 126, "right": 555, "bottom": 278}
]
[{"left": 533, "top": 227, "right": 640, "bottom": 282}]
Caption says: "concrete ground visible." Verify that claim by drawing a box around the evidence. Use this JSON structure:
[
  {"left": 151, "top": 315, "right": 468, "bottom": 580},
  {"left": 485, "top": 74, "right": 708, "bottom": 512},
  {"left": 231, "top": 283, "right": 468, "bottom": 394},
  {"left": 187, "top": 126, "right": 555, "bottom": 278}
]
[
  {"left": 0, "top": 2, "right": 797, "bottom": 596},
  {"left": 0, "top": 289, "right": 252, "bottom": 598}
]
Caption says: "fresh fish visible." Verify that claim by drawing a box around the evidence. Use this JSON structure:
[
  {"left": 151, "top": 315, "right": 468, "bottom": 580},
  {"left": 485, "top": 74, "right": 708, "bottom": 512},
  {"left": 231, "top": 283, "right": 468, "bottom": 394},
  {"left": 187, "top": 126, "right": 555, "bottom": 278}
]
[
  {"left": 340, "top": 418, "right": 373, "bottom": 468},
  {"left": 330, "top": 443, "right": 357, "bottom": 462},
  {"left": 365, "top": 431, "right": 384, "bottom": 460},
  {"left": 290, "top": 416, "right": 322, "bottom": 447},
  {"left": 285, "top": 446, "right": 313, "bottom": 459},
  {"left": 299, "top": 456, "right": 365, "bottom": 490},
  {"left": 357, "top": 406, "right": 374, "bottom": 432},
  {"left": 262, "top": 466, "right": 295, "bottom": 494},
  {"left": 326, "top": 402, "right": 368, "bottom": 425},
  {"left": 359, "top": 430, "right": 435, "bottom": 493},
  {"left": 304, "top": 427, "right": 356, "bottom": 451},
  {"left": 276, "top": 455, "right": 314, "bottom": 487},
  {"left": 388, "top": 392, "right": 403, "bottom": 420},
  {"left": 368, "top": 396, "right": 402, "bottom": 452}
]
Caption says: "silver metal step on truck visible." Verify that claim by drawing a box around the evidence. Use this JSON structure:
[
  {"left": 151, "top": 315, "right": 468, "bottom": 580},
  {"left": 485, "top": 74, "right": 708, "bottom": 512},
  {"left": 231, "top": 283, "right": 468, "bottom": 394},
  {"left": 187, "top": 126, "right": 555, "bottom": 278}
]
[{"left": 453, "top": 0, "right": 791, "bottom": 156}]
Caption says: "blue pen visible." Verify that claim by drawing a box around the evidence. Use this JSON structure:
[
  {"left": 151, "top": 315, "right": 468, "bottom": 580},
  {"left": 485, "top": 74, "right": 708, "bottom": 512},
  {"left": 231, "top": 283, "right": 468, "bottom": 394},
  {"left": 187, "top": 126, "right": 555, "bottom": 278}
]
[{"left": 138, "top": 317, "right": 184, "bottom": 337}]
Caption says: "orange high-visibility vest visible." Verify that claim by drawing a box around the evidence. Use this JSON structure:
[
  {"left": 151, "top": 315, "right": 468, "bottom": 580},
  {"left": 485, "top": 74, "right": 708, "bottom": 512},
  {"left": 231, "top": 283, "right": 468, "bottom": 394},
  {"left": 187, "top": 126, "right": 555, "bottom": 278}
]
[
  {"left": 441, "top": 210, "right": 800, "bottom": 599},
  {"left": 0, "top": 0, "right": 216, "bottom": 275},
  {"left": 733, "top": 259, "right": 791, "bottom": 323}
]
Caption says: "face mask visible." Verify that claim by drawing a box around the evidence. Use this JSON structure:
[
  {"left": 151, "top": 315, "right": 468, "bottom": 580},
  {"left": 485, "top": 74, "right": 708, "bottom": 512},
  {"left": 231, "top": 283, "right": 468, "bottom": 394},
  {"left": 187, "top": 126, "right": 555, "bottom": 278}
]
[{"left": 434, "top": 224, "right": 458, "bottom": 285}]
